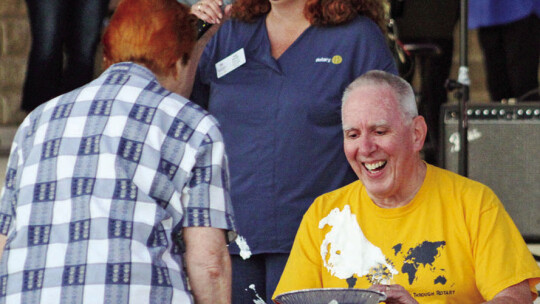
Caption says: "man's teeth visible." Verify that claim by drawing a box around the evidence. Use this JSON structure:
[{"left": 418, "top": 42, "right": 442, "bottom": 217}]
[{"left": 365, "top": 161, "right": 386, "bottom": 171}]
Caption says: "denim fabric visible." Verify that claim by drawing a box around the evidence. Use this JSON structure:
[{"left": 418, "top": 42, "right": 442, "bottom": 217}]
[{"left": 22, "top": 0, "right": 110, "bottom": 112}]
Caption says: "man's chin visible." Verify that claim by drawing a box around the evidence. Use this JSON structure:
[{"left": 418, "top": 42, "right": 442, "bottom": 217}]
[{"left": 361, "top": 178, "right": 393, "bottom": 199}]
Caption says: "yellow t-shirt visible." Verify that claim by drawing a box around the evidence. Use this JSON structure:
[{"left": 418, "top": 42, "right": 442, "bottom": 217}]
[{"left": 274, "top": 165, "right": 540, "bottom": 303}]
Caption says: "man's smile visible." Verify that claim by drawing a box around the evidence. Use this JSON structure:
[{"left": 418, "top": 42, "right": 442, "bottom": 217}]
[{"left": 363, "top": 160, "right": 387, "bottom": 173}]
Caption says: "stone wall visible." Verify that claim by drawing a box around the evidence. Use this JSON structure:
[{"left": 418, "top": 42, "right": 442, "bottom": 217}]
[{"left": 0, "top": 0, "right": 29, "bottom": 125}]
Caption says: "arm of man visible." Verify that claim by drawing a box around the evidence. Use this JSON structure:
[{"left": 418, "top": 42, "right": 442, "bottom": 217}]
[
  {"left": 484, "top": 280, "right": 534, "bottom": 304},
  {"left": 184, "top": 226, "right": 231, "bottom": 304},
  {"left": 0, "top": 234, "right": 6, "bottom": 259}
]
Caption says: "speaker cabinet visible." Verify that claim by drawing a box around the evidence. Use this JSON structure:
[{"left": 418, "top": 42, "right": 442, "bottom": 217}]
[{"left": 441, "top": 103, "right": 540, "bottom": 241}]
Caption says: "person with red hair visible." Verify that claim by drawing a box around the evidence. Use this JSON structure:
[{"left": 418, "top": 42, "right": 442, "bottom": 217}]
[
  {"left": 0, "top": 0, "right": 236, "bottom": 303},
  {"left": 190, "top": 0, "right": 397, "bottom": 302}
]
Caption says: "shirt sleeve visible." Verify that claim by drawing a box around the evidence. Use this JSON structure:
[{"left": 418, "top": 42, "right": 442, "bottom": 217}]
[
  {"left": 0, "top": 142, "right": 20, "bottom": 236},
  {"left": 273, "top": 201, "right": 324, "bottom": 299},
  {"left": 353, "top": 18, "right": 398, "bottom": 76},
  {"left": 471, "top": 187, "right": 540, "bottom": 300},
  {"left": 181, "top": 115, "right": 236, "bottom": 242}
]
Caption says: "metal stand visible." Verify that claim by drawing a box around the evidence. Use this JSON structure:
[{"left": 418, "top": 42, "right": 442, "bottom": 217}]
[{"left": 445, "top": 0, "right": 470, "bottom": 177}]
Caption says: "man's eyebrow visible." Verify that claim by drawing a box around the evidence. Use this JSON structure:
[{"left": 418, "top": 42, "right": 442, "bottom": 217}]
[
  {"left": 343, "top": 120, "right": 388, "bottom": 131},
  {"left": 343, "top": 120, "right": 389, "bottom": 131},
  {"left": 372, "top": 120, "right": 389, "bottom": 128}
]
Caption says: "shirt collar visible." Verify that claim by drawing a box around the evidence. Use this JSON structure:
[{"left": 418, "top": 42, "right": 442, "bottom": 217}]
[
  {"left": 239, "top": 17, "right": 282, "bottom": 73},
  {"left": 105, "top": 62, "right": 158, "bottom": 82}
]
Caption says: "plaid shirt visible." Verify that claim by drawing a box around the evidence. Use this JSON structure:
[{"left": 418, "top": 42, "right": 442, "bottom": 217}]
[{"left": 0, "top": 63, "right": 236, "bottom": 304}]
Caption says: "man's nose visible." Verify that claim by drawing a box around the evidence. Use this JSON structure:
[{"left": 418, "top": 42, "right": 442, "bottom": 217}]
[{"left": 357, "top": 135, "right": 376, "bottom": 155}]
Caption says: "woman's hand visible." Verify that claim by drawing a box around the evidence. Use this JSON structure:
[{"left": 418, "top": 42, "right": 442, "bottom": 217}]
[
  {"left": 191, "top": 0, "right": 231, "bottom": 24},
  {"left": 370, "top": 284, "right": 420, "bottom": 304}
]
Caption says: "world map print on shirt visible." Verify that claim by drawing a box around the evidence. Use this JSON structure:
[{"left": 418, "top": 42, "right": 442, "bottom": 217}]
[
  {"left": 393, "top": 241, "right": 447, "bottom": 285},
  {"left": 320, "top": 206, "right": 450, "bottom": 290}
]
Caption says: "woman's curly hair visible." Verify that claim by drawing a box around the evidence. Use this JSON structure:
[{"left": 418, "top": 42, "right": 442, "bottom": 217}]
[{"left": 231, "top": 0, "right": 387, "bottom": 33}]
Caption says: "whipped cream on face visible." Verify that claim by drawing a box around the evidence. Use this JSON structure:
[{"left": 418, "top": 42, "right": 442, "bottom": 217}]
[
  {"left": 235, "top": 235, "right": 252, "bottom": 260},
  {"left": 319, "top": 205, "right": 397, "bottom": 283}
]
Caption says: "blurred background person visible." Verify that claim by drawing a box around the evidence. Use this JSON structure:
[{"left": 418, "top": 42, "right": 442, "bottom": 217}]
[
  {"left": 469, "top": 0, "right": 540, "bottom": 102},
  {"left": 190, "top": 0, "right": 397, "bottom": 302},
  {"left": 20, "top": 0, "right": 110, "bottom": 113}
]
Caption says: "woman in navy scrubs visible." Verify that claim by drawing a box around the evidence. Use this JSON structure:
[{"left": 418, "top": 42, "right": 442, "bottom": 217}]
[{"left": 191, "top": 0, "right": 397, "bottom": 302}]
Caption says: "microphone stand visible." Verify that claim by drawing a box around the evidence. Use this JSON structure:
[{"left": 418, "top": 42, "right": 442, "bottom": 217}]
[
  {"left": 446, "top": 0, "right": 470, "bottom": 177},
  {"left": 457, "top": 0, "right": 470, "bottom": 177}
]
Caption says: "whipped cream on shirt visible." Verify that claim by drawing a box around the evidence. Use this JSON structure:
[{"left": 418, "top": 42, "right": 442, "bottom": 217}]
[
  {"left": 319, "top": 205, "right": 397, "bottom": 283},
  {"left": 235, "top": 235, "right": 252, "bottom": 260},
  {"left": 248, "top": 284, "right": 266, "bottom": 304}
]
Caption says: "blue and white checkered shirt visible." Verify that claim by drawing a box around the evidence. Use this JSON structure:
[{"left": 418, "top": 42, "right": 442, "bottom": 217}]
[{"left": 0, "top": 62, "right": 236, "bottom": 303}]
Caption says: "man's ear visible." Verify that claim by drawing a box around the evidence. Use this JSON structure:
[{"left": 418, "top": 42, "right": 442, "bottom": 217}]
[{"left": 412, "top": 115, "right": 428, "bottom": 152}]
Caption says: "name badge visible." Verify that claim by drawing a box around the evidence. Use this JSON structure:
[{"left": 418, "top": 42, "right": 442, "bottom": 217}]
[{"left": 215, "top": 48, "right": 246, "bottom": 78}]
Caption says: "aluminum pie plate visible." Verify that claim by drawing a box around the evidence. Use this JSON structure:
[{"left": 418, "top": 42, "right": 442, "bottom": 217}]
[{"left": 274, "top": 288, "right": 387, "bottom": 304}]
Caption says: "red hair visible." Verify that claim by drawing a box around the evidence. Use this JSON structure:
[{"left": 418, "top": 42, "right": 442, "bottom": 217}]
[
  {"left": 102, "top": 0, "right": 197, "bottom": 76},
  {"left": 231, "top": 0, "right": 386, "bottom": 32}
]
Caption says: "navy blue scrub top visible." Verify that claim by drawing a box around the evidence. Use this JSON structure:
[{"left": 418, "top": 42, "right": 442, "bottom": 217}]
[{"left": 192, "top": 15, "right": 398, "bottom": 254}]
